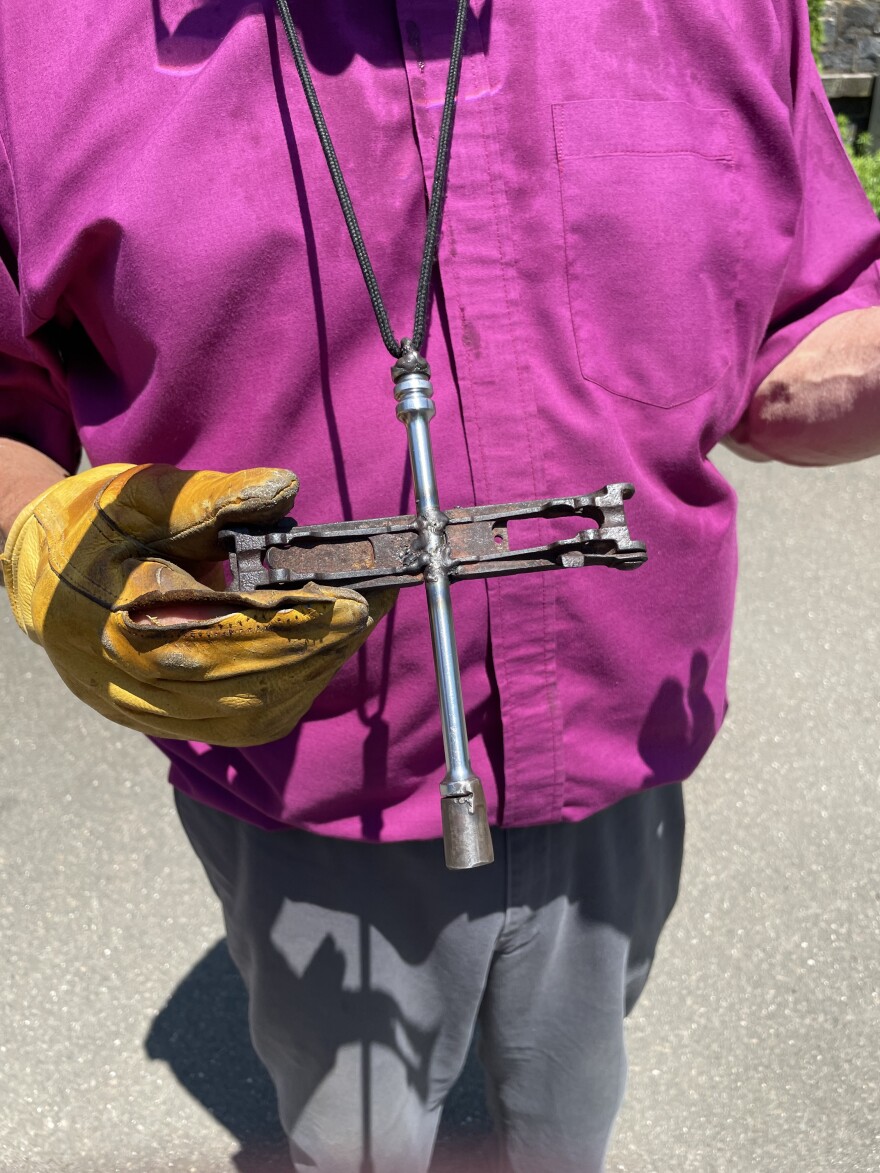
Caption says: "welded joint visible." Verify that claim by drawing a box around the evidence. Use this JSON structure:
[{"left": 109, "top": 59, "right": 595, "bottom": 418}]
[{"left": 404, "top": 507, "right": 457, "bottom": 582}]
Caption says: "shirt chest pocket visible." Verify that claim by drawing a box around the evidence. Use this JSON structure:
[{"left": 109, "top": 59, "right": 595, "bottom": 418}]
[{"left": 553, "top": 99, "right": 740, "bottom": 409}]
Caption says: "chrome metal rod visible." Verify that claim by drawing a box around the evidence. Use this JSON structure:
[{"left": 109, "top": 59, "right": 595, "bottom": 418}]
[{"left": 393, "top": 366, "right": 494, "bottom": 869}]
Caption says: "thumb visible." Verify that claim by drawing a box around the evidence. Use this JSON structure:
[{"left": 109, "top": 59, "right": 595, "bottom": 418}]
[{"left": 98, "top": 464, "right": 299, "bottom": 561}]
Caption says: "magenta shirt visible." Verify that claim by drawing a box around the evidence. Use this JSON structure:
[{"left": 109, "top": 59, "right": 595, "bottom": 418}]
[{"left": 2, "top": 2, "right": 879, "bottom": 839}]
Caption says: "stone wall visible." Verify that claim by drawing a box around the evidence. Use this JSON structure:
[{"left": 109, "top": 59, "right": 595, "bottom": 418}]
[{"left": 819, "top": 1, "right": 880, "bottom": 73}]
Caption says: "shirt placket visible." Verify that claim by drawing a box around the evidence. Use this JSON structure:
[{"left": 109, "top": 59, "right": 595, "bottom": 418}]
[{"left": 394, "top": 0, "right": 565, "bottom": 826}]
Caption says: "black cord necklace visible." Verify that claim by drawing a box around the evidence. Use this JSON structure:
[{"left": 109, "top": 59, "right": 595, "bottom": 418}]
[
  {"left": 236, "top": 5, "right": 648, "bottom": 870},
  {"left": 272, "top": 0, "right": 496, "bottom": 870},
  {"left": 274, "top": 0, "right": 470, "bottom": 369}
]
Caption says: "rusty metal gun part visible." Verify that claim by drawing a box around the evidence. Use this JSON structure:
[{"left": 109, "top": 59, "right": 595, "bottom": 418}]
[{"left": 222, "top": 485, "right": 647, "bottom": 594}]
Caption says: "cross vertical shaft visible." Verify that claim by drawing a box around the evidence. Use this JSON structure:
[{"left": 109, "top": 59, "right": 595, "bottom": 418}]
[{"left": 393, "top": 365, "right": 494, "bottom": 869}]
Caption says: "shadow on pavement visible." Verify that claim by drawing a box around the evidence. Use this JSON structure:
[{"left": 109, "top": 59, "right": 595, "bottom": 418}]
[
  {"left": 145, "top": 938, "right": 494, "bottom": 1171},
  {"left": 144, "top": 939, "right": 289, "bottom": 1171}
]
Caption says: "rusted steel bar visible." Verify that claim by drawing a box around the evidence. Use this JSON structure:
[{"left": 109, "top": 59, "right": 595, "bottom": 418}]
[{"left": 223, "top": 484, "right": 646, "bottom": 594}]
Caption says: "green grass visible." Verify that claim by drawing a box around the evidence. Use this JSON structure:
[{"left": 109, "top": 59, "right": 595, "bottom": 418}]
[
  {"left": 837, "top": 116, "right": 880, "bottom": 215},
  {"left": 808, "top": 0, "right": 824, "bottom": 63},
  {"left": 811, "top": 0, "right": 826, "bottom": 58}
]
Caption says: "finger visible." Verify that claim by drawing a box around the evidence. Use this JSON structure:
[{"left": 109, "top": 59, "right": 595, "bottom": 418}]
[
  {"left": 115, "top": 557, "right": 369, "bottom": 628},
  {"left": 97, "top": 465, "right": 299, "bottom": 560},
  {"left": 54, "top": 657, "right": 294, "bottom": 743},
  {"left": 106, "top": 571, "right": 371, "bottom": 683},
  {"left": 56, "top": 661, "right": 333, "bottom": 746},
  {"left": 49, "top": 583, "right": 388, "bottom": 744}
]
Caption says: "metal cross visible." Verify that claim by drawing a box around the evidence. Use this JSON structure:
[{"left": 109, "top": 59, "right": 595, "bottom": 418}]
[{"left": 223, "top": 354, "right": 647, "bottom": 871}]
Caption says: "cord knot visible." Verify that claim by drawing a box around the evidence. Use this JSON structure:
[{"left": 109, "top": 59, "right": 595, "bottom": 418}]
[{"left": 391, "top": 339, "right": 431, "bottom": 382}]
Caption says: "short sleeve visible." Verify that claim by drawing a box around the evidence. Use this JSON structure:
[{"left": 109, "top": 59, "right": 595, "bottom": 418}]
[
  {"left": 0, "top": 132, "right": 81, "bottom": 473},
  {"left": 749, "top": 46, "right": 880, "bottom": 393}
]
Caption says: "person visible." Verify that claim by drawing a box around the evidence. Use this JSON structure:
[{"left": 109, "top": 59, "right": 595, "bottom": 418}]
[{"left": 1, "top": 3, "right": 878, "bottom": 1171}]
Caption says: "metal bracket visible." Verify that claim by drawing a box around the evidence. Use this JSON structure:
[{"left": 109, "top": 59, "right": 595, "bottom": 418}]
[{"left": 221, "top": 482, "right": 646, "bottom": 593}]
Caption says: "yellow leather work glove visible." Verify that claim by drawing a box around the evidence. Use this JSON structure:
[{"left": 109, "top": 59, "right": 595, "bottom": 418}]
[{"left": 0, "top": 463, "right": 393, "bottom": 745}]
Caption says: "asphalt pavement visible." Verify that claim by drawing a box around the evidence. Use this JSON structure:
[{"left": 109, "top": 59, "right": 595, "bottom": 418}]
[{"left": 0, "top": 446, "right": 878, "bottom": 1173}]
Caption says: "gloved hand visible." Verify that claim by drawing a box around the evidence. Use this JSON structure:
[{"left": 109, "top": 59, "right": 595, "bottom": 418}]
[{"left": 0, "top": 463, "right": 393, "bottom": 745}]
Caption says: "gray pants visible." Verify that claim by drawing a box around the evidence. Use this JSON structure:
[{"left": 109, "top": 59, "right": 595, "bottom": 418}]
[{"left": 175, "top": 784, "right": 684, "bottom": 1173}]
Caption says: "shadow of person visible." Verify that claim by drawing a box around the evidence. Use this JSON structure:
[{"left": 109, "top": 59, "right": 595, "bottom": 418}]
[
  {"left": 145, "top": 935, "right": 491, "bottom": 1171},
  {"left": 152, "top": 0, "right": 263, "bottom": 72},
  {"left": 638, "top": 650, "right": 716, "bottom": 785},
  {"left": 32, "top": 451, "right": 712, "bottom": 1170},
  {"left": 144, "top": 938, "right": 290, "bottom": 1171},
  {"left": 151, "top": 0, "right": 491, "bottom": 76}
]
